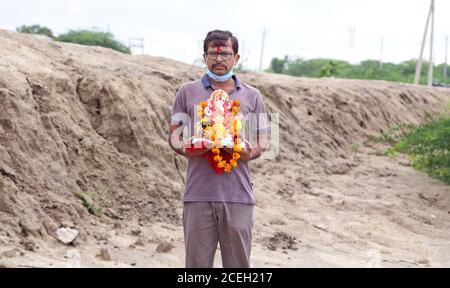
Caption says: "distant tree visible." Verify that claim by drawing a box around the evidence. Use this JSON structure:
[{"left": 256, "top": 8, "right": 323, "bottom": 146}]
[
  {"left": 435, "top": 63, "right": 450, "bottom": 84},
  {"left": 57, "top": 30, "right": 131, "bottom": 54},
  {"left": 16, "top": 24, "right": 54, "bottom": 38},
  {"left": 284, "top": 58, "right": 350, "bottom": 78},
  {"left": 266, "top": 55, "right": 450, "bottom": 85},
  {"left": 234, "top": 63, "right": 250, "bottom": 73},
  {"left": 319, "top": 60, "right": 349, "bottom": 77},
  {"left": 267, "top": 56, "right": 289, "bottom": 74}
]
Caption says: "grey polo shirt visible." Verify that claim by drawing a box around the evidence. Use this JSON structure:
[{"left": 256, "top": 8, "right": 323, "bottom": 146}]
[{"left": 170, "top": 74, "right": 268, "bottom": 205}]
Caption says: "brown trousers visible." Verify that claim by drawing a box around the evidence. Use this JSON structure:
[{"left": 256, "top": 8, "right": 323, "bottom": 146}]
[{"left": 183, "top": 202, "right": 254, "bottom": 268}]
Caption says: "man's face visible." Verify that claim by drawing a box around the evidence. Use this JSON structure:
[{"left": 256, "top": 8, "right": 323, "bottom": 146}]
[{"left": 204, "top": 39, "right": 240, "bottom": 76}]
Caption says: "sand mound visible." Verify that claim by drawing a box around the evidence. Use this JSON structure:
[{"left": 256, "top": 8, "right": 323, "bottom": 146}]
[{"left": 1, "top": 29, "right": 450, "bottom": 267}]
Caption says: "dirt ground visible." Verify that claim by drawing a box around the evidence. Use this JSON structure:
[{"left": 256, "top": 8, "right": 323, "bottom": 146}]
[{"left": 1, "top": 29, "right": 450, "bottom": 267}]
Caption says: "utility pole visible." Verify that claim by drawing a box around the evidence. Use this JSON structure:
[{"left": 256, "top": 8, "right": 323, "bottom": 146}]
[
  {"left": 380, "top": 36, "right": 384, "bottom": 70},
  {"left": 198, "top": 40, "right": 202, "bottom": 56},
  {"left": 259, "top": 28, "right": 268, "bottom": 72},
  {"left": 444, "top": 35, "right": 448, "bottom": 83},
  {"left": 349, "top": 26, "right": 356, "bottom": 63},
  {"left": 241, "top": 39, "right": 246, "bottom": 70},
  {"left": 236, "top": 39, "right": 247, "bottom": 70},
  {"left": 414, "top": 0, "right": 435, "bottom": 86},
  {"left": 428, "top": 0, "right": 435, "bottom": 86},
  {"left": 129, "top": 37, "right": 144, "bottom": 55}
]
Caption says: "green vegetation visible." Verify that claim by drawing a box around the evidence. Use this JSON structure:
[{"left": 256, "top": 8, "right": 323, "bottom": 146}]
[
  {"left": 376, "top": 123, "right": 417, "bottom": 145},
  {"left": 75, "top": 192, "right": 102, "bottom": 216},
  {"left": 379, "top": 112, "right": 450, "bottom": 185},
  {"left": 267, "top": 56, "right": 450, "bottom": 85},
  {"left": 16, "top": 24, "right": 54, "bottom": 38},
  {"left": 388, "top": 116, "right": 450, "bottom": 184},
  {"left": 350, "top": 143, "right": 360, "bottom": 153},
  {"left": 57, "top": 30, "right": 131, "bottom": 54},
  {"left": 16, "top": 25, "right": 130, "bottom": 54}
]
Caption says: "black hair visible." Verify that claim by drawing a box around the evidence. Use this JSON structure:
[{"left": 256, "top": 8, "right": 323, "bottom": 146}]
[{"left": 203, "top": 30, "right": 239, "bottom": 54}]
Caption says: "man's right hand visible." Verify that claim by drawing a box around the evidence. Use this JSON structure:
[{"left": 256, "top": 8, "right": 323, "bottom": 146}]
[{"left": 169, "top": 125, "right": 211, "bottom": 158}]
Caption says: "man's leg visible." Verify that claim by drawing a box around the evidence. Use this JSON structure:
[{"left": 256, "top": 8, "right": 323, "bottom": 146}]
[
  {"left": 215, "top": 203, "right": 254, "bottom": 268},
  {"left": 183, "top": 202, "right": 219, "bottom": 268}
]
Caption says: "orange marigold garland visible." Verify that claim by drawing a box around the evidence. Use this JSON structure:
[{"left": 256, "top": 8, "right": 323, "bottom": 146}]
[{"left": 194, "top": 89, "right": 245, "bottom": 174}]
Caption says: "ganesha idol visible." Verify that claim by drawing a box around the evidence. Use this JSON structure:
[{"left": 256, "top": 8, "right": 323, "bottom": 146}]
[{"left": 194, "top": 89, "right": 245, "bottom": 150}]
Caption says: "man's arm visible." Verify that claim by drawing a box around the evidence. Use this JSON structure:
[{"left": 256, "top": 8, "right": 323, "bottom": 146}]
[
  {"left": 168, "top": 124, "right": 210, "bottom": 158},
  {"left": 239, "top": 132, "right": 268, "bottom": 162},
  {"left": 168, "top": 124, "right": 185, "bottom": 156},
  {"left": 241, "top": 90, "right": 270, "bottom": 162}
]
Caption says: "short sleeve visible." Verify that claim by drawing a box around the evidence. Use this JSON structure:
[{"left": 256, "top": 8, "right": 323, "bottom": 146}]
[
  {"left": 254, "top": 92, "right": 269, "bottom": 133},
  {"left": 170, "top": 84, "right": 187, "bottom": 125}
]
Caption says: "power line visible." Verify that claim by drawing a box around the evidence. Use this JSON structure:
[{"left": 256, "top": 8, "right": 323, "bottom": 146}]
[
  {"left": 414, "top": 0, "right": 435, "bottom": 86},
  {"left": 380, "top": 36, "right": 384, "bottom": 70},
  {"left": 444, "top": 35, "right": 449, "bottom": 82},
  {"left": 349, "top": 26, "right": 356, "bottom": 63},
  {"left": 259, "top": 28, "right": 268, "bottom": 72},
  {"left": 241, "top": 39, "right": 246, "bottom": 69},
  {"left": 428, "top": 0, "right": 435, "bottom": 87}
]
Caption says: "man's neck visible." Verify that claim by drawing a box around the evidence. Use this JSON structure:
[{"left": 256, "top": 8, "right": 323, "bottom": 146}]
[{"left": 209, "top": 77, "right": 235, "bottom": 91}]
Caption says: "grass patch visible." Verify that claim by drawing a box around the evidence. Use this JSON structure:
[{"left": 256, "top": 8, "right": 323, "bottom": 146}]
[
  {"left": 375, "top": 123, "right": 417, "bottom": 145},
  {"left": 351, "top": 143, "right": 360, "bottom": 153},
  {"left": 75, "top": 192, "right": 102, "bottom": 216},
  {"left": 387, "top": 116, "right": 450, "bottom": 185}
]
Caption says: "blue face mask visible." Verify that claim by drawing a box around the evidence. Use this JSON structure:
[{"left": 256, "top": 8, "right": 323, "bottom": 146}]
[{"left": 206, "top": 69, "right": 234, "bottom": 82}]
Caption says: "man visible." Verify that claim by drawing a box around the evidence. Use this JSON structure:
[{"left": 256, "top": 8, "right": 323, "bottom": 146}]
[{"left": 168, "top": 30, "right": 269, "bottom": 268}]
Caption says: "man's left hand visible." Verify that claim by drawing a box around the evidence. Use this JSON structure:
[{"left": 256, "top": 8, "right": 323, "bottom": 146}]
[{"left": 223, "top": 139, "right": 255, "bottom": 162}]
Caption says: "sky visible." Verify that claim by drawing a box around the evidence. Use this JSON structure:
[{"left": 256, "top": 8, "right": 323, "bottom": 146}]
[{"left": 1, "top": 0, "right": 449, "bottom": 71}]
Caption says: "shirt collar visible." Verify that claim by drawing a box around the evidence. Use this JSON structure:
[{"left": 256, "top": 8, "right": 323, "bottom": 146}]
[{"left": 201, "top": 73, "right": 242, "bottom": 90}]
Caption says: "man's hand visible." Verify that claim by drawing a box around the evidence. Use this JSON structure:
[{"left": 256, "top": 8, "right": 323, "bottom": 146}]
[
  {"left": 169, "top": 124, "right": 212, "bottom": 159},
  {"left": 239, "top": 139, "right": 254, "bottom": 162},
  {"left": 182, "top": 137, "right": 212, "bottom": 158},
  {"left": 223, "top": 139, "right": 257, "bottom": 162}
]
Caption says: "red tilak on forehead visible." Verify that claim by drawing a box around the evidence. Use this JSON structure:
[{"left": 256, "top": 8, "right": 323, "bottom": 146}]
[{"left": 216, "top": 47, "right": 222, "bottom": 52}]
